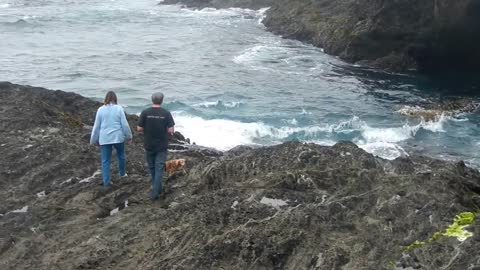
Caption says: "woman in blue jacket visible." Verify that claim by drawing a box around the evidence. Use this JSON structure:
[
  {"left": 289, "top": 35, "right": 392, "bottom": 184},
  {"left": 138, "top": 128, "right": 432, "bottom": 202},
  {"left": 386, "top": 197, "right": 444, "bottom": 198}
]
[{"left": 90, "top": 91, "right": 132, "bottom": 187}]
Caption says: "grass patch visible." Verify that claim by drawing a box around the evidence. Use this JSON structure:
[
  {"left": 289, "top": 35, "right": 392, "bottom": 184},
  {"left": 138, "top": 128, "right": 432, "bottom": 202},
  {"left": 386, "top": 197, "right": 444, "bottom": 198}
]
[{"left": 404, "top": 212, "right": 475, "bottom": 251}]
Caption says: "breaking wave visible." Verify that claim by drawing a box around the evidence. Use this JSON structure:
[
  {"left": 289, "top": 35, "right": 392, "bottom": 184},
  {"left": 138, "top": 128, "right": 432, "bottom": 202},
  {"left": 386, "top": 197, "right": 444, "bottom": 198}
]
[
  {"left": 193, "top": 100, "right": 244, "bottom": 109},
  {"left": 173, "top": 113, "right": 450, "bottom": 159},
  {"left": 173, "top": 6, "right": 269, "bottom": 22}
]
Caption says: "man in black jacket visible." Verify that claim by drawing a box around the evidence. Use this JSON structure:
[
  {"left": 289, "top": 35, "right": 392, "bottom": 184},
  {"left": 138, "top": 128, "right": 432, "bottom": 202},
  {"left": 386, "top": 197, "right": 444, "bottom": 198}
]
[{"left": 137, "top": 92, "right": 175, "bottom": 200}]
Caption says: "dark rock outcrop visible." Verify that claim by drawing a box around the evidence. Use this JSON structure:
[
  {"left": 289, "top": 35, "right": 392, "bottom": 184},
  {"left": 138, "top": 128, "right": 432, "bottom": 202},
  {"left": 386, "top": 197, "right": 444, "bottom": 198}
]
[
  {"left": 1, "top": 82, "right": 480, "bottom": 269},
  {"left": 263, "top": 0, "right": 480, "bottom": 73}
]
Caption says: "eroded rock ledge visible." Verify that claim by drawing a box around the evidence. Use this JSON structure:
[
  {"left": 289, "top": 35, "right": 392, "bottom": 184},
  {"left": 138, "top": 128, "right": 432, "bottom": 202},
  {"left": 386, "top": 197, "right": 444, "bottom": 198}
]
[
  {"left": 162, "top": 0, "right": 480, "bottom": 74},
  {"left": 0, "top": 82, "right": 479, "bottom": 269}
]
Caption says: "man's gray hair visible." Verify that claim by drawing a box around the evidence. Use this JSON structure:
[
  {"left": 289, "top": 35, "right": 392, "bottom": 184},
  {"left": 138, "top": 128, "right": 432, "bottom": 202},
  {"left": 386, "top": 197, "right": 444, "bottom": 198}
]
[{"left": 152, "top": 92, "right": 164, "bottom": 105}]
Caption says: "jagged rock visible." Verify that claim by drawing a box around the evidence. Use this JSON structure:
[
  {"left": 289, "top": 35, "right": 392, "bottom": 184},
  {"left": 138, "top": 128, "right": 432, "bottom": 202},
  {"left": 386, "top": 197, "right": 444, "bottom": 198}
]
[
  {"left": 397, "top": 99, "right": 480, "bottom": 121},
  {"left": 1, "top": 83, "right": 479, "bottom": 269}
]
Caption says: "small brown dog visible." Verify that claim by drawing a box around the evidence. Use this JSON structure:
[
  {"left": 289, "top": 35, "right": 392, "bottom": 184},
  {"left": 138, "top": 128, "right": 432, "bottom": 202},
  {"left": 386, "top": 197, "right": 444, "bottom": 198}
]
[{"left": 165, "top": 159, "right": 186, "bottom": 176}]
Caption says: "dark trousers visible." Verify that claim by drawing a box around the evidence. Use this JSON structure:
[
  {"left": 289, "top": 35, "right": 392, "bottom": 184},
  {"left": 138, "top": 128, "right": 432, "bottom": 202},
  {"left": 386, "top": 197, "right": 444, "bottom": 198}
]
[{"left": 145, "top": 150, "right": 167, "bottom": 200}]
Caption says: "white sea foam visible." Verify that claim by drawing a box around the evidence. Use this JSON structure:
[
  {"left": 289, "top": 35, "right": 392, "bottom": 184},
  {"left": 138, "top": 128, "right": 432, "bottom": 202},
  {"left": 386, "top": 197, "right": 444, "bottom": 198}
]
[
  {"left": 300, "top": 108, "right": 311, "bottom": 115},
  {"left": 232, "top": 41, "right": 324, "bottom": 74},
  {"left": 178, "top": 6, "right": 266, "bottom": 19},
  {"left": 451, "top": 117, "right": 469, "bottom": 122},
  {"left": 22, "top": 15, "right": 39, "bottom": 20},
  {"left": 233, "top": 44, "right": 288, "bottom": 67},
  {"left": 354, "top": 115, "right": 448, "bottom": 159},
  {"left": 173, "top": 113, "right": 448, "bottom": 160},
  {"left": 174, "top": 113, "right": 273, "bottom": 150},
  {"left": 257, "top": 7, "right": 270, "bottom": 24},
  {"left": 305, "top": 139, "right": 337, "bottom": 147},
  {"left": 193, "top": 100, "right": 243, "bottom": 109},
  {"left": 362, "top": 124, "right": 418, "bottom": 143},
  {"left": 288, "top": 118, "right": 298, "bottom": 125},
  {"left": 233, "top": 45, "right": 266, "bottom": 64},
  {"left": 174, "top": 113, "right": 338, "bottom": 150},
  {"left": 357, "top": 142, "right": 409, "bottom": 160},
  {"left": 421, "top": 114, "right": 446, "bottom": 132}
]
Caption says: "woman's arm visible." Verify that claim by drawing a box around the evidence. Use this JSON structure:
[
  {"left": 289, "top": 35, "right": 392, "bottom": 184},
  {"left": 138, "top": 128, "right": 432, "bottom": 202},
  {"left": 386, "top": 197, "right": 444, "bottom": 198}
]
[
  {"left": 119, "top": 107, "right": 133, "bottom": 141},
  {"left": 90, "top": 108, "right": 102, "bottom": 145}
]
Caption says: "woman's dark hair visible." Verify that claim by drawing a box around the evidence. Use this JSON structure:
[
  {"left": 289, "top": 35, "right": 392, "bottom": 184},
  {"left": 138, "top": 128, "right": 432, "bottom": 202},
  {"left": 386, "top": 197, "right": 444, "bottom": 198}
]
[{"left": 104, "top": 91, "right": 117, "bottom": 105}]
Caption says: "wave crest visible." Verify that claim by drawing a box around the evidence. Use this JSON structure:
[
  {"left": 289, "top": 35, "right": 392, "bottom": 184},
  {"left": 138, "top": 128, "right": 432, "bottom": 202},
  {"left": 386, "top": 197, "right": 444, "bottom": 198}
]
[
  {"left": 173, "top": 113, "right": 450, "bottom": 160},
  {"left": 193, "top": 100, "right": 244, "bottom": 110}
]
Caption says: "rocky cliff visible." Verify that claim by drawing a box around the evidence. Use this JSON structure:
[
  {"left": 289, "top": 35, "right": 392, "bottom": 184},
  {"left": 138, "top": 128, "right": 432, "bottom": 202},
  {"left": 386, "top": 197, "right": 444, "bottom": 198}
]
[
  {"left": 263, "top": 0, "right": 480, "bottom": 73},
  {"left": 1, "top": 82, "right": 480, "bottom": 269},
  {"left": 162, "top": 0, "right": 480, "bottom": 74}
]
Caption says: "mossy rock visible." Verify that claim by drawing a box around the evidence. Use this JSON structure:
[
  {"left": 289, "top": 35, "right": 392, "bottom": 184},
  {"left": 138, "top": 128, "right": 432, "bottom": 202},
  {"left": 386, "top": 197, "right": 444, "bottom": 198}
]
[
  {"left": 404, "top": 212, "right": 476, "bottom": 251},
  {"left": 57, "top": 111, "right": 84, "bottom": 129}
]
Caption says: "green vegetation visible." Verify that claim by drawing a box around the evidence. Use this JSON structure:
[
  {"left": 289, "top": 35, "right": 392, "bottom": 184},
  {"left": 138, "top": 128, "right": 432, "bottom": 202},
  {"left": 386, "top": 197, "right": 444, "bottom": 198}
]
[
  {"left": 442, "top": 212, "right": 475, "bottom": 241},
  {"left": 404, "top": 212, "right": 476, "bottom": 251},
  {"left": 387, "top": 260, "right": 396, "bottom": 270},
  {"left": 34, "top": 100, "right": 84, "bottom": 129},
  {"left": 404, "top": 240, "right": 427, "bottom": 251},
  {"left": 58, "top": 112, "right": 83, "bottom": 129}
]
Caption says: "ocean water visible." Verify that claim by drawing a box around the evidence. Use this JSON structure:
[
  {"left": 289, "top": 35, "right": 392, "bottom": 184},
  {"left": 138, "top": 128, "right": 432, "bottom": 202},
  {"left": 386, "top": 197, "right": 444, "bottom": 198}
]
[{"left": 1, "top": 0, "right": 480, "bottom": 167}]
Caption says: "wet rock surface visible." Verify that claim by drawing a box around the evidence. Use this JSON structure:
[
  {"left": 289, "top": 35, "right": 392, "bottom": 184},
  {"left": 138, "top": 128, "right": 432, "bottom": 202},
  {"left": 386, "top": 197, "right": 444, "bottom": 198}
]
[
  {"left": 162, "top": 0, "right": 480, "bottom": 74},
  {"left": 1, "top": 82, "right": 479, "bottom": 269},
  {"left": 397, "top": 98, "right": 480, "bottom": 121}
]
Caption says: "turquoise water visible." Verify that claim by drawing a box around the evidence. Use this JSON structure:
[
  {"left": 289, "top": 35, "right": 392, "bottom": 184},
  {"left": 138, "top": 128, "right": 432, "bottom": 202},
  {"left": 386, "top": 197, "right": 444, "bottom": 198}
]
[{"left": 1, "top": 0, "right": 480, "bottom": 167}]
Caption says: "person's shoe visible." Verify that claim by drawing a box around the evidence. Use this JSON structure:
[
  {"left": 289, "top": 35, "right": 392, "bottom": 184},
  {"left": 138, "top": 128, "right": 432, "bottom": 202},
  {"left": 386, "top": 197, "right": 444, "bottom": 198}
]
[
  {"left": 120, "top": 174, "right": 128, "bottom": 178},
  {"left": 99, "top": 180, "right": 113, "bottom": 186},
  {"left": 157, "top": 200, "right": 168, "bottom": 209},
  {"left": 154, "top": 196, "right": 168, "bottom": 208}
]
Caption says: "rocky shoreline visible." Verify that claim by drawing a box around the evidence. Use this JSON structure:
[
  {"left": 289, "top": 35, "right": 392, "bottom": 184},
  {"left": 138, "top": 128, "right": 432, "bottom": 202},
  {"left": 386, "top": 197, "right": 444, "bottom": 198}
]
[
  {"left": 0, "top": 82, "right": 479, "bottom": 269},
  {"left": 162, "top": 0, "right": 273, "bottom": 10},
  {"left": 162, "top": 0, "right": 480, "bottom": 75}
]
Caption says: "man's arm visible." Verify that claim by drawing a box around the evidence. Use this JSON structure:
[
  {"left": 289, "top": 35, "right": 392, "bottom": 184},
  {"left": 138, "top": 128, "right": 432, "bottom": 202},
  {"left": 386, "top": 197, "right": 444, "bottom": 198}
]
[
  {"left": 167, "top": 126, "right": 174, "bottom": 136},
  {"left": 167, "top": 111, "right": 175, "bottom": 136},
  {"left": 120, "top": 107, "right": 133, "bottom": 141}
]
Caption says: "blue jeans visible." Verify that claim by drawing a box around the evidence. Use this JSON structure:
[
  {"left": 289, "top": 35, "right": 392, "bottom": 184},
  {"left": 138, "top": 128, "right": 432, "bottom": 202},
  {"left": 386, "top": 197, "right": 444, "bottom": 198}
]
[
  {"left": 145, "top": 150, "right": 167, "bottom": 200},
  {"left": 100, "top": 143, "right": 126, "bottom": 186}
]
